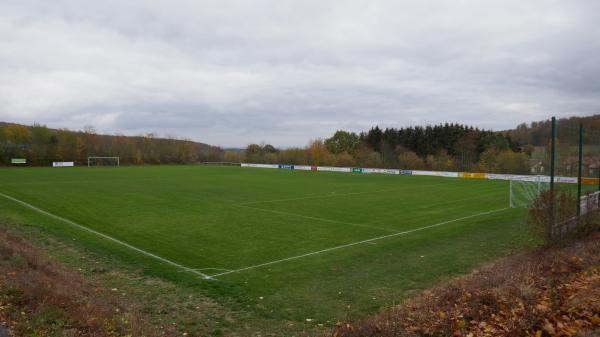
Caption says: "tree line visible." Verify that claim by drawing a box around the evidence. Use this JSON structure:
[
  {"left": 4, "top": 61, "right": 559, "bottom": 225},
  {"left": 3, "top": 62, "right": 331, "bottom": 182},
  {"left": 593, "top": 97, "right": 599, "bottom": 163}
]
[
  {"left": 227, "top": 115, "right": 600, "bottom": 175},
  {"left": 5, "top": 115, "right": 597, "bottom": 174},
  {"left": 506, "top": 115, "right": 600, "bottom": 146},
  {"left": 226, "top": 123, "right": 532, "bottom": 174},
  {"left": 0, "top": 123, "right": 222, "bottom": 166}
]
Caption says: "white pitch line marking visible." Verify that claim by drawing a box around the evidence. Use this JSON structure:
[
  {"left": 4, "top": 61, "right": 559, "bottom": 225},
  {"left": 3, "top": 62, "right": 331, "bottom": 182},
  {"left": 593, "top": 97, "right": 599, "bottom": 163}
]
[
  {"left": 0, "top": 192, "right": 214, "bottom": 280},
  {"left": 208, "top": 207, "right": 510, "bottom": 278},
  {"left": 236, "top": 204, "right": 396, "bottom": 233},
  {"left": 178, "top": 267, "right": 232, "bottom": 273},
  {"left": 239, "top": 181, "right": 462, "bottom": 206}
]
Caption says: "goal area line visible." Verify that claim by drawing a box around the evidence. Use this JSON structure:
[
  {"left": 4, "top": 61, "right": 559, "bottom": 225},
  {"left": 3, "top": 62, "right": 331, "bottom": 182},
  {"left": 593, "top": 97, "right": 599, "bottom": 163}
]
[
  {"left": 207, "top": 207, "right": 510, "bottom": 278},
  {"left": 0, "top": 192, "right": 213, "bottom": 280}
]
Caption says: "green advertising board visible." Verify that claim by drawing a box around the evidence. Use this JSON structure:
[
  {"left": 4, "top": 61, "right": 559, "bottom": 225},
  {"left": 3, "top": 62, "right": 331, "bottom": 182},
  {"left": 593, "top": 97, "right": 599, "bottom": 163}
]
[
  {"left": 11, "top": 158, "right": 26, "bottom": 164},
  {"left": 352, "top": 167, "right": 363, "bottom": 173}
]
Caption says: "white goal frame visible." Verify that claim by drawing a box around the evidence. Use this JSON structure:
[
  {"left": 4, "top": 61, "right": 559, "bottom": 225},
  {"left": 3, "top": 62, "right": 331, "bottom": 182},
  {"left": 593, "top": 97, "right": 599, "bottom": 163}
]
[
  {"left": 87, "top": 156, "right": 120, "bottom": 167},
  {"left": 509, "top": 175, "right": 545, "bottom": 208}
]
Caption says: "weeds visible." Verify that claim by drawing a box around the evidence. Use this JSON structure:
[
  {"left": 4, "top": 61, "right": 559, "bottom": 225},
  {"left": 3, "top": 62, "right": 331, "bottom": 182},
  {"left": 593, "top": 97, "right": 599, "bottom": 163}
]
[{"left": 0, "top": 229, "right": 161, "bottom": 337}]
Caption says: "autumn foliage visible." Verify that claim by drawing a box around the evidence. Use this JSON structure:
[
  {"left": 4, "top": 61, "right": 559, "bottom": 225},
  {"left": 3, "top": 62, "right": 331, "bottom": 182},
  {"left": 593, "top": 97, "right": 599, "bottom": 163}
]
[
  {"left": 242, "top": 126, "right": 531, "bottom": 173},
  {"left": 0, "top": 122, "right": 222, "bottom": 166}
]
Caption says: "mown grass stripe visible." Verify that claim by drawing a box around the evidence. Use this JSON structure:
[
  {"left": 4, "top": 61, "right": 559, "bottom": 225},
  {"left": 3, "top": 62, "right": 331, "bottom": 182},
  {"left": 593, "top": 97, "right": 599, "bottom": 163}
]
[{"left": 236, "top": 204, "right": 396, "bottom": 232}]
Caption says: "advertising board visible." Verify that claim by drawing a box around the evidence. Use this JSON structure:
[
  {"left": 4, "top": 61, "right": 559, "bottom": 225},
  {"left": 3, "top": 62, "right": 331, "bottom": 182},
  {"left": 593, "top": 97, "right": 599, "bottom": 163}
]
[{"left": 52, "top": 162, "right": 74, "bottom": 167}]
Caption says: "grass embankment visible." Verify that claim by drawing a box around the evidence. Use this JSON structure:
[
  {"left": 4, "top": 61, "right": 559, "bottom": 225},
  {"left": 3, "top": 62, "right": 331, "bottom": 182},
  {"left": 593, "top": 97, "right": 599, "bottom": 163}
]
[
  {"left": 334, "top": 231, "right": 600, "bottom": 337},
  {"left": 0, "top": 226, "right": 237, "bottom": 337},
  {"left": 2, "top": 219, "right": 598, "bottom": 337},
  {"left": 0, "top": 222, "right": 321, "bottom": 337}
]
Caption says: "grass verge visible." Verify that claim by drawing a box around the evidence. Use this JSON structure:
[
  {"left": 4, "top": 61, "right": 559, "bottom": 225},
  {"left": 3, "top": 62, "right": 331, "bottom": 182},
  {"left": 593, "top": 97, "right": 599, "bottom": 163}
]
[{"left": 0, "top": 219, "right": 324, "bottom": 337}]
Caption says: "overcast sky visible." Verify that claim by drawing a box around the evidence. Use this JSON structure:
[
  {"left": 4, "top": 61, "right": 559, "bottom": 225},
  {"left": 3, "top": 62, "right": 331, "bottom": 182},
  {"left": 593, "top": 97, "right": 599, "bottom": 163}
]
[{"left": 1, "top": 1, "right": 599, "bottom": 147}]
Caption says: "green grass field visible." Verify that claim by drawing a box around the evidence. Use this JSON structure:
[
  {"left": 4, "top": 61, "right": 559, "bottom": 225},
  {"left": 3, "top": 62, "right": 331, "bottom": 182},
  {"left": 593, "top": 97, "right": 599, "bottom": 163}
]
[{"left": 0, "top": 165, "right": 531, "bottom": 324}]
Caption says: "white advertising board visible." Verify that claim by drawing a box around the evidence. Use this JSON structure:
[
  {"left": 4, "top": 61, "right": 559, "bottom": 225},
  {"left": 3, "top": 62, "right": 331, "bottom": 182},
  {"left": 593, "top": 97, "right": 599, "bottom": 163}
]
[
  {"left": 241, "top": 163, "right": 279, "bottom": 169},
  {"left": 487, "top": 174, "right": 535, "bottom": 181},
  {"left": 52, "top": 162, "right": 74, "bottom": 167},
  {"left": 486, "top": 174, "right": 510, "bottom": 180},
  {"left": 411, "top": 170, "right": 457, "bottom": 177},
  {"left": 487, "top": 174, "right": 572, "bottom": 184},
  {"left": 438, "top": 171, "right": 459, "bottom": 178},
  {"left": 317, "top": 166, "right": 352, "bottom": 172},
  {"left": 556, "top": 176, "right": 578, "bottom": 184},
  {"left": 362, "top": 168, "right": 400, "bottom": 175},
  {"left": 294, "top": 165, "right": 313, "bottom": 171},
  {"left": 411, "top": 170, "right": 435, "bottom": 176}
]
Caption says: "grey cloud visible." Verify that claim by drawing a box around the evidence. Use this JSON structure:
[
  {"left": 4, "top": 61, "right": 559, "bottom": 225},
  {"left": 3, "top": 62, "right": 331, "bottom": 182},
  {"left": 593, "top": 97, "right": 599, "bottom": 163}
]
[{"left": 1, "top": 0, "right": 599, "bottom": 147}]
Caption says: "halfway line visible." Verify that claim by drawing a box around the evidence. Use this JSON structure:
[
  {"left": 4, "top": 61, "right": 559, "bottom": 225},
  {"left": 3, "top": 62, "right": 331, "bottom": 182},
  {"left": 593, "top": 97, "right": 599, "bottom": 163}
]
[
  {"left": 0, "top": 192, "right": 213, "bottom": 280},
  {"left": 209, "top": 207, "right": 510, "bottom": 278}
]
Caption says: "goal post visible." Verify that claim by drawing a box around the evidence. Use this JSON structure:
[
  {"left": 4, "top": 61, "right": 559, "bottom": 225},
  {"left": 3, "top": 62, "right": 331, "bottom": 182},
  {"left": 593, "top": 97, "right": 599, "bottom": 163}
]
[
  {"left": 509, "top": 175, "right": 548, "bottom": 208},
  {"left": 88, "top": 156, "right": 120, "bottom": 167}
]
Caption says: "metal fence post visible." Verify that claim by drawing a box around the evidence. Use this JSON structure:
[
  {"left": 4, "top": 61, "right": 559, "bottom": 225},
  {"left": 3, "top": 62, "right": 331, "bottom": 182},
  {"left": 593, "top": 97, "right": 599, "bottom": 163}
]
[
  {"left": 549, "top": 117, "right": 556, "bottom": 237},
  {"left": 577, "top": 123, "right": 583, "bottom": 216}
]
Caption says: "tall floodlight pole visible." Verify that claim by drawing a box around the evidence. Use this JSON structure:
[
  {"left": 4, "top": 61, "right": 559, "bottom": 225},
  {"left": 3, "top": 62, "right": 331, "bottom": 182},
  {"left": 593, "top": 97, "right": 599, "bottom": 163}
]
[{"left": 577, "top": 123, "right": 583, "bottom": 216}]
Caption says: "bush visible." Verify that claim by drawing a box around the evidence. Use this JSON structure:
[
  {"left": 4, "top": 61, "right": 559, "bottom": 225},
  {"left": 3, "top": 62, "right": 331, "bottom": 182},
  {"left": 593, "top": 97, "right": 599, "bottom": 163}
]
[
  {"left": 528, "top": 189, "right": 576, "bottom": 244},
  {"left": 528, "top": 189, "right": 600, "bottom": 245}
]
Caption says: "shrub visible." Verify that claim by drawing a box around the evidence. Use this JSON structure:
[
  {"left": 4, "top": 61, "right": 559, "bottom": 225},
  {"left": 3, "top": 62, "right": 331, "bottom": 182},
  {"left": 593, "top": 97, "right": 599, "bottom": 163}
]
[
  {"left": 528, "top": 189, "right": 600, "bottom": 245},
  {"left": 528, "top": 189, "right": 576, "bottom": 244}
]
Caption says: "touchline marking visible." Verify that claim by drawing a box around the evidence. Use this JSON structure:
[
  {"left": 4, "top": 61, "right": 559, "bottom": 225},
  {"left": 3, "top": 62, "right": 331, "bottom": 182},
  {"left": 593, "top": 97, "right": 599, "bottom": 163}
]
[
  {"left": 208, "top": 207, "right": 510, "bottom": 278},
  {"left": 0, "top": 192, "right": 214, "bottom": 280},
  {"left": 236, "top": 204, "right": 396, "bottom": 233}
]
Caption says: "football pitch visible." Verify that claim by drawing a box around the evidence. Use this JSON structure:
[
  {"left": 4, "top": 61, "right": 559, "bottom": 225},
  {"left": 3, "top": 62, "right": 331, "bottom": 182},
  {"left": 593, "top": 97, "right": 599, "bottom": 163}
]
[{"left": 0, "top": 165, "right": 530, "bottom": 322}]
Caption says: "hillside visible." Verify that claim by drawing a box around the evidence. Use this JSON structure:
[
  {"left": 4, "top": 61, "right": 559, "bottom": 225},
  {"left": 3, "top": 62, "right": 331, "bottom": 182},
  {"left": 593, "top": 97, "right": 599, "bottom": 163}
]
[
  {"left": 4, "top": 115, "right": 599, "bottom": 169},
  {"left": 0, "top": 122, "right": 222, "bottom": 166},
  {"left": 504, "top": 114, "right": 600, "bottom": 146}
]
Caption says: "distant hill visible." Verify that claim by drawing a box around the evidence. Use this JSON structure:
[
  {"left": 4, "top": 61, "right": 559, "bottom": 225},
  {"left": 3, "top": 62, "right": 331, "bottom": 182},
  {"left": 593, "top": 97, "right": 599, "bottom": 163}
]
[
  {"left": 0, "top": 122, "right": 222, "bottom": 166},
  {"left": 503, "top": 115, "right": 600, "bottom": 146}
]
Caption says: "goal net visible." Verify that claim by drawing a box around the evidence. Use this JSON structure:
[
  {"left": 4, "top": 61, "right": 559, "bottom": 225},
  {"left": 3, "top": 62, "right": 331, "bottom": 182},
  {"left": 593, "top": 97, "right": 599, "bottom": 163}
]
[
  {"left": 509, "top": 176, "right": 549, "bottom": 208},
  {"left": 88, "top": 156, "right": 120, "bottom": 167}
]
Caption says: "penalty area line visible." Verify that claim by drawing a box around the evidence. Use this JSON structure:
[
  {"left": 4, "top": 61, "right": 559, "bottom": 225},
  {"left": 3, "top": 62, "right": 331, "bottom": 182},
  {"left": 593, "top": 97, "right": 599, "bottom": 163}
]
[
  {"left": 208, "top": 207, "right": 510, "bottom": 278},
  {"left": 0, "top": 192, "right": 214, "bottom": 281}
]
